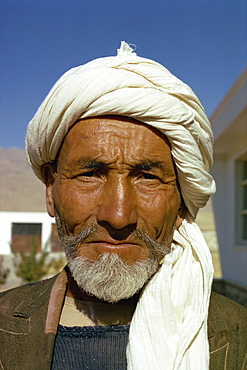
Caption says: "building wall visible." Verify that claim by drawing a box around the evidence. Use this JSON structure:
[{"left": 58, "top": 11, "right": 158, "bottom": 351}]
[
  {"left": 211, "top": 67, "right": 247, "bottom": 288},
  {"left": 212, "top": 149, "right": 247, "bottom": 286}
]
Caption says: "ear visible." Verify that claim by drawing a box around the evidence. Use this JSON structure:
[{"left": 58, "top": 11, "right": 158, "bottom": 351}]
[
  {"left": 175, "top": 202, "right": 187, "bottom": 229},
  {"left": 41, "top": 163, "right": 57, "bottom": 218}
]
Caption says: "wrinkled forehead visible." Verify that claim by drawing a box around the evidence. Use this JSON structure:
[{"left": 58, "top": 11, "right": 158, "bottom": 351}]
[
  {"left": 55, "top": 115, "right": 173, "bottom": 168},
  {"left": 67, "top": 115, "right": 170, "bottom": 142}
]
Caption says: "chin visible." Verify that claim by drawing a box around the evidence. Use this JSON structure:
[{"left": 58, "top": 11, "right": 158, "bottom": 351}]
[{"left": 67, "top": 252, "right": 160, "bottom": 303}]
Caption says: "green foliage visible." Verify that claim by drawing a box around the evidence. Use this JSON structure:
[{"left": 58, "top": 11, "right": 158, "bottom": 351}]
[
  {"left": 0, "top": 256, "right": 10, "bottom": 286},
  {"left": 49, "top": 256, "right": 67, "bottom": 275},
  {"left": 13, "top": 239, "right": 53, "bottom": 283}
]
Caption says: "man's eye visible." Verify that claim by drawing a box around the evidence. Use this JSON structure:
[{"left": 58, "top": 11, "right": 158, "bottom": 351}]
[
  {"left": 80, "top": 171, "right": 97, "bottom": 177},
  {"left": 142, "top": 173, "right": 159, "bottom": 180}
]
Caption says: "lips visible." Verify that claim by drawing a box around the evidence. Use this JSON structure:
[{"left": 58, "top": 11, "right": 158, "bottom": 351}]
[
  {"left": 76, "top": 239, "right": 150, "bottom": 265},
  {"left": 81, "top": 231, "right": 145, "bottom": 248},
  {"left": 88, "top": 241, "right": 142, "bottom": 249}
]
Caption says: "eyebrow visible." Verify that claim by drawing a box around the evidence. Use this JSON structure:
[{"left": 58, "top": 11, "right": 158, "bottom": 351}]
[
  {"left": 133, "top": 160, "right": 165, "bottom": 172},
  {"left": 74, "top": 159, "right": 105, "bottom": 170},
  {"left": 74, "top": 158, "right": 165, "bottom": 172}
]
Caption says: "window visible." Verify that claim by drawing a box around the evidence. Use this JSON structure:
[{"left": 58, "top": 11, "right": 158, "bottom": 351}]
[
  {"left": 11, "top": 223, "right": 42, "bottom": 252},
  {"left": 236, "top": 155, "right": 247, "bottom": 244}
]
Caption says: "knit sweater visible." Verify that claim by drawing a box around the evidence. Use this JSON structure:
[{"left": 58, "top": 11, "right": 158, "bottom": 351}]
[{"left": 51, "top": 324, "right": 129, "bottom": 370}]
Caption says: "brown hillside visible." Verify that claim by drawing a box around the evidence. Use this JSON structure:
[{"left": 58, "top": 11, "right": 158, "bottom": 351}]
[{"left": 0, "top": 147, "right": 46, "bottom": 211}]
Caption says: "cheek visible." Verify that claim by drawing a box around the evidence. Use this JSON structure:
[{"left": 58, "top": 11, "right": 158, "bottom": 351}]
[
  {"left": 52, "top": 181, "right": 99, "bottom": 233},
  {"left": 138, "top": 187, "right": 180, "bottom": 237}
]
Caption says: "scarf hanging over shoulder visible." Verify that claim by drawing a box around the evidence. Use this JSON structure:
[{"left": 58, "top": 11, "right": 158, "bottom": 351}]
[
  {"left": 25, "top": 42, "right": 215, "bottom": 369},
  {"left": 127, "top": 219, "right": 213, "bottom": 369}
]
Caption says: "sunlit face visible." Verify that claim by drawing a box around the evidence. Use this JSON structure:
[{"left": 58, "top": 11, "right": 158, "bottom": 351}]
[{"left": 44, "top": 116, "right": 181, "bottom": 266}]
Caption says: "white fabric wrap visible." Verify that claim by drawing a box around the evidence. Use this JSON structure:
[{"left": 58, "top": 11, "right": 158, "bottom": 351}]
[
  {"left": 25, "top": 42, "right": 215, "bottom": 369},
  {"left": 127, "top": 219, "right": 213, "bottom": 369},
  {"left": 26, "top": 43, "right": 215, "bottom": 220}
]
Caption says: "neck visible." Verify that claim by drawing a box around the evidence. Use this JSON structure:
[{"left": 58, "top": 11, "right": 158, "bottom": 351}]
[{"left": 64, "top": 266, "right": 140, "bottom": 325}]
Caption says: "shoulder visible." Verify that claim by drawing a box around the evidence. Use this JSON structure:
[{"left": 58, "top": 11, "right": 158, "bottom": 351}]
[
  {"left": 208, "top": 291, "right": 247, "bottom": 332},
  {"left": 0, "top": 274, "right": 58, "bottom": 316},
  {"left": 208, "top": 292, "right": 247, "bottom": 369}
]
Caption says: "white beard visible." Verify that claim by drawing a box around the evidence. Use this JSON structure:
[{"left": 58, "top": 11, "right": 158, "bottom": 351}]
[
  {"left": 55, "top": 208, "right": 172, "bottom": 303},
  {"left": 66, "top": 251, "right": 160, "bottom": 303}
]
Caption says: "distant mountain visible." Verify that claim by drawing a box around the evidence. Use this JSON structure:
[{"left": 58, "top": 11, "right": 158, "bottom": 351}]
[{"left": 0, "top": 147, "right": 46, "bottom": 211}]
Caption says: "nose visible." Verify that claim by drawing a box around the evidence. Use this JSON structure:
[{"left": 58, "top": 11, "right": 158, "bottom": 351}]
[{"left": 97, "top": 176, "right": 137, "bottom": 234}]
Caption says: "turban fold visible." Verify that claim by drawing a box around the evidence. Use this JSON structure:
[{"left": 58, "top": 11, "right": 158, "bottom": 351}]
[
  {"left": 25, "top": 42, "right": 215, "bottom": 369},
  {"left": 26, "top": 41, "right": 215, "bottom": 220}
]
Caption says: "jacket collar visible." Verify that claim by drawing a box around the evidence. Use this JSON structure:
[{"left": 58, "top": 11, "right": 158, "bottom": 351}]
[{"left": 13, "top": 267, "right": 215, "bottom": 340}]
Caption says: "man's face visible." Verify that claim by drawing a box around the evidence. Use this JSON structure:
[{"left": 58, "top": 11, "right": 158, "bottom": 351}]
[{"left": 45, "top": 116, "right": 181, "bottom": 301}]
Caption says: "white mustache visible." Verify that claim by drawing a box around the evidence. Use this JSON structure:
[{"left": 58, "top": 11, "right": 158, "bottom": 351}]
[{"left": 56, "top": 219, "right": 169, "bottom": 261}]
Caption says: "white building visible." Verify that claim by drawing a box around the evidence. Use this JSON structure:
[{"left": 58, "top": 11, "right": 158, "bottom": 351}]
[
  {"left": 0, "top": 211, "right": 61, "bottom": 255},
  {"left": 211, "top": 67, "right": 247, "bottom": 303}
]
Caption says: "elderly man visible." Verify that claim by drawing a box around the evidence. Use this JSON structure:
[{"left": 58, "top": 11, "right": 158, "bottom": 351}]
[{"left": 0, "top": 42, "right": 246, "bottom": 370}]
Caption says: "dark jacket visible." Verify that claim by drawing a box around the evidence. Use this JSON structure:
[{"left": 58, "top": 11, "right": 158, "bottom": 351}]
[{"left": 1, "top": 271, "right": 247, "bottom": 370}]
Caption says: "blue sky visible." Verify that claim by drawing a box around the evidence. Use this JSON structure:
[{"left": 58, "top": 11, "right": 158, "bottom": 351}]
[{"left": 0, "top": 0, "right": 246, "bottom": 148}]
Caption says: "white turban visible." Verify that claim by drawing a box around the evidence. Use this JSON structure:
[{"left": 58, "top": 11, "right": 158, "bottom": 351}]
[
  {"left": 26, "top": 41, "right": 215, "bottom": 220},
  {"left": 26, "top": 42, "right": 215, "bottom": 369}
]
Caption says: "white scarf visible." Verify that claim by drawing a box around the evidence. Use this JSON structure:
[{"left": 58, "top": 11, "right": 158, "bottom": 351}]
[{"left": 127, "top": 219, "right": 213, "bottom": 369}]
